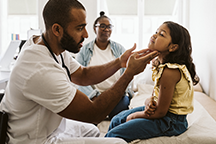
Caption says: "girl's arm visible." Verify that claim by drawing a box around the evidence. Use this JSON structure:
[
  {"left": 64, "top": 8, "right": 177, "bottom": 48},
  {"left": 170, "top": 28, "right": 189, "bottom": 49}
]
[
  {"left": 126, "top": 67, "right": 181, "bottom": 121},
  {"left": 126, "top": 96, "right": 156, "bottom": 122}
]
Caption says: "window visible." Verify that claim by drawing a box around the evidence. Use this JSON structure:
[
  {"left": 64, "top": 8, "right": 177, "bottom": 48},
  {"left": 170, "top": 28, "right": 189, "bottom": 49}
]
[
  {"left": 0, "top": 0, "right": 38, "bottom": 55},
  {"left": 103, "top": 0, "right": 182, "bottom": 50}
]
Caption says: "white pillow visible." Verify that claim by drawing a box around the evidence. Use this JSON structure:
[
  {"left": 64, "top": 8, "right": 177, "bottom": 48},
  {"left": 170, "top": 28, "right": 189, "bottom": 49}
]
[
  {"left": 193, "top": 83, "right": 203, "bottom": 92},
  {"left": 129, "top": 83, "right": 154, "bottom": 109}
]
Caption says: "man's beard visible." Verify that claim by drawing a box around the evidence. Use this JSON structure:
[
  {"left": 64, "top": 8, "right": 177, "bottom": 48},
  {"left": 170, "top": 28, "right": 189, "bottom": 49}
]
[{"left": 60, "top": 29, "right": 84, "bottom": 53}]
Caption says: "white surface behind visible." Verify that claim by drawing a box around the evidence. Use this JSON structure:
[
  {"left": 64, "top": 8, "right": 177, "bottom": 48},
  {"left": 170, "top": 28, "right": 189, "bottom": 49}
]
[
  {"left": 0, "top": 40, "right": 21, "bottom": 71},
  {"left": 189, "top": 0, "right": 216, "bottom": 101}
]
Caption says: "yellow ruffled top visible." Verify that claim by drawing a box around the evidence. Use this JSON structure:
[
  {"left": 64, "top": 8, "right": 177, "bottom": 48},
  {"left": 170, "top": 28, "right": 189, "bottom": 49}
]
[{"left": 152, "top": 63, "right": 194, "bottom": 115}]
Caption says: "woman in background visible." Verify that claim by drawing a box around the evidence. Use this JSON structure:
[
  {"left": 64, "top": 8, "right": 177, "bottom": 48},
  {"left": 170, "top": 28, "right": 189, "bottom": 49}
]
[{"left": 76, "top": 11, "right": 133, "bottom": 120}]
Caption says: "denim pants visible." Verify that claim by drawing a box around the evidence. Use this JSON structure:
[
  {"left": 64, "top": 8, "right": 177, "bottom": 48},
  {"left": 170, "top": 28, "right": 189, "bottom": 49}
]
[
  {"left": 105, "top": 106, "right": 188, "bottom": 142},
  {"left": 108, "top": 95, "right": 130, "bottom": 120}
]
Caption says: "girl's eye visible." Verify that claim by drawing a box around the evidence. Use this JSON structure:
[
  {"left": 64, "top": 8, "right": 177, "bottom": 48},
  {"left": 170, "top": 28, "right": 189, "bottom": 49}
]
[{"left": 159, "top": 32, "right": 165, "bottom": 37}]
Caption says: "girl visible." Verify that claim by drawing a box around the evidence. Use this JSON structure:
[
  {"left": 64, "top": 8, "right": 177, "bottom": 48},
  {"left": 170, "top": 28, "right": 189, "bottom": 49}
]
[{"left": 105, "top": 21, "right": 199, "bottom": 142}]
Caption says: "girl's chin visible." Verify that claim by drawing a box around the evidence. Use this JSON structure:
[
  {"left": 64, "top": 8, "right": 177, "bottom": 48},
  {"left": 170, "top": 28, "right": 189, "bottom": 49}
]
[
  {"left": 147, "top": 44, "right": 154, "bottom": 50},
  {"left": 148, "top": 47, "right": 155, "bottom": 51}
]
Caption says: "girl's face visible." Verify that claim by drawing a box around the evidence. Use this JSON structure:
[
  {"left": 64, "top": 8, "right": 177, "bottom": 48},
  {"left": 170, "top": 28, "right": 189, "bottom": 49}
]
[
  {"left": 148, "top": 24, "right": 172, "bottom": 53},
  {"left": 94, "top": 18, "right": 113, "bottom": 42}
]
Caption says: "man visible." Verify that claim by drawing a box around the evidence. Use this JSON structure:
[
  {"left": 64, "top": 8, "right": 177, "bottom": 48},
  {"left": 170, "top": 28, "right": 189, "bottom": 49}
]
[{"left": 0, "top": 0, "right": 158, "bottom": 143}]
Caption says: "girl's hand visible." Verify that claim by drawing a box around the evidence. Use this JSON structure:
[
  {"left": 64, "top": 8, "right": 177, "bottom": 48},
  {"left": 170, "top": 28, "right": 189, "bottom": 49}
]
[
  {"left": 126, "top": 111, "right": 145, "bottom": 122},
  {"left": 126, "top": 113, "right": 136, "bottom": 122},
  {"left": 144, "top": 97, "right": 157, "bottom": 117}
]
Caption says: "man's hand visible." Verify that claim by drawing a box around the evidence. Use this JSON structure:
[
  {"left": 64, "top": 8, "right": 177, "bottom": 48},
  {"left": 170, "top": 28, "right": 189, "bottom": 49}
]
[
  {"left": 119, "top": 43, "right": 136, "bottom": 68},
  {"left": 125, "top": 48, "right": 159, "bottom": 76}
]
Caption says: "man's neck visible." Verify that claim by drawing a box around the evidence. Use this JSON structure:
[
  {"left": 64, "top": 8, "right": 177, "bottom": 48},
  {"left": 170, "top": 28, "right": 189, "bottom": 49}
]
[{"left": 40, "top": 32, "right": 64, "bottom": 56}]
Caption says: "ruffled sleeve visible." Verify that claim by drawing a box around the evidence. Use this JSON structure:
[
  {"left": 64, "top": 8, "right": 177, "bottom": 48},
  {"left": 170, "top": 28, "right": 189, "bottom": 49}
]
[{"left": 152, "top": 63, "right": 193, "bottom": 93}]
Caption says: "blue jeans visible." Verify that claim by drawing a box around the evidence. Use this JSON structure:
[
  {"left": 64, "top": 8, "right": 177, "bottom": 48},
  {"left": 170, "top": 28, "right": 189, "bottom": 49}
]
[
  {"left": 105, "top": 106, "right": 188, "bottom": 142},
  {"left": 108, "top": 95, "right": 130, "bottom": 120}
]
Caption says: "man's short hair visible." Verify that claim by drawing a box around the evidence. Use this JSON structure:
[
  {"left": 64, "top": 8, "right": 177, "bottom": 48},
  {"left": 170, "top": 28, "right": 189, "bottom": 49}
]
[{"left": 43, "top": 0, "right": 85, "bottom": 30}]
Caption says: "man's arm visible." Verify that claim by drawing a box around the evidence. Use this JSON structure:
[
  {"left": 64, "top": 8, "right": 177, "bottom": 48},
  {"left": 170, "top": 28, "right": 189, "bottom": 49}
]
[
  {"left": 70, "top": 44, "right": 136, "bottom": 86},
  {"left": 58, "top": 48, "right": 159, "bottom": 124}
]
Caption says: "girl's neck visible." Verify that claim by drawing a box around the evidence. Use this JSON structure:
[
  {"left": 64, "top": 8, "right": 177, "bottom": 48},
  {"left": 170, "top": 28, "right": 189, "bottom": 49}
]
[
  {"left": 157, "top": 55, "right": 164, "bottom": 64},
  {"left": 158, "top": 58, "right": 163, "bottom": 64},
  {"left": 157, "top": 51, "right": 170, "bottom": 64},
  {"left": 95, "top": 39, "right": 110, "bottom": 50}
]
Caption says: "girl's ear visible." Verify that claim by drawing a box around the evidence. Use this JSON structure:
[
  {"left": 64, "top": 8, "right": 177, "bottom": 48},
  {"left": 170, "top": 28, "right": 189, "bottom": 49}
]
[{"left": 169, "top": 44, "right": 179, "bottom": 52}]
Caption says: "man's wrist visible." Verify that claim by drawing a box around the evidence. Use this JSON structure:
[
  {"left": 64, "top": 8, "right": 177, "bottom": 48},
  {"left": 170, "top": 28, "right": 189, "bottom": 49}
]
[
  {"left": 89, "top": 89, "right": 101, "bottom": 100},
  {"left": 116, "top": 57, "right": 123, "bottom": 68}
]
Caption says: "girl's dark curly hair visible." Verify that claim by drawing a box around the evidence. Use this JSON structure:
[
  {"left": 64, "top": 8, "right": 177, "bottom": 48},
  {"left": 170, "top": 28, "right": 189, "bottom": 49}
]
[{"left": 154, "top": 21, "right": 199, "bottom": 85}]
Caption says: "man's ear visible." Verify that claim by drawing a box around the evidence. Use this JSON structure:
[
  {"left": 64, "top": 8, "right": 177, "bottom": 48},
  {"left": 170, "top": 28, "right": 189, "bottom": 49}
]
[
  {"left": 169, "top": 44, "right": 179, "bottom": 52},
  {"left": 52, "top": 23, "right": 62, "bottom": 36}
]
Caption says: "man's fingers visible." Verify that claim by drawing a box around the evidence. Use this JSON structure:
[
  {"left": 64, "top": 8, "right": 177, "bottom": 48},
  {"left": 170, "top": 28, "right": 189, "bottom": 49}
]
[
  {"left": 127, "top": 43, "right": 136, "bottom": 53},
  {"left": 140, "top": 51, "right": 159, "bottom": 62},
  {"left": 131, "top": 49, "right": 159, "bottom": 61},
  {"left": 136, "top": 48, "right": 152, "bottom": 55}
]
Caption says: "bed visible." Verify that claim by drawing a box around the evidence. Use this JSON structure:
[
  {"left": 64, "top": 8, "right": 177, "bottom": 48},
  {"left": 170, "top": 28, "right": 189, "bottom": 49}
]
[{"left": 97, "top": 65, "right": 216, "bottom": 144}]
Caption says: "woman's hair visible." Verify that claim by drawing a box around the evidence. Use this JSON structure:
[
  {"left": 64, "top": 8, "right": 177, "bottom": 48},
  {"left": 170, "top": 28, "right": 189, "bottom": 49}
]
[
  {"left": 93, "top": 11, "right": 110, "bottom": 29},
  {"left": 153, "top": 21, "right": 199, "bottom": 85},
  {"left": 43, "top": 0, "right": 85, "bottom": 30}
]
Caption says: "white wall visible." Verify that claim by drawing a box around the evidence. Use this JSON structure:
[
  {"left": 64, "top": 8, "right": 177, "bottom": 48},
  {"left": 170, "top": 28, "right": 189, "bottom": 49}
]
[
  {"left": 0, "top": 0, "right": 8, "bottom": 56},
  {"left": 189, "top": 0, "right": 216, "bottom": 100},
  {"left": 38, "top": 0, "right": 48, "bottom": 32},
  {"left": 0, "top": 0, "right": 2, "bottom": 55},
  {"left": 79, "top": 0, "right": 98, "bottom": 45}
]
